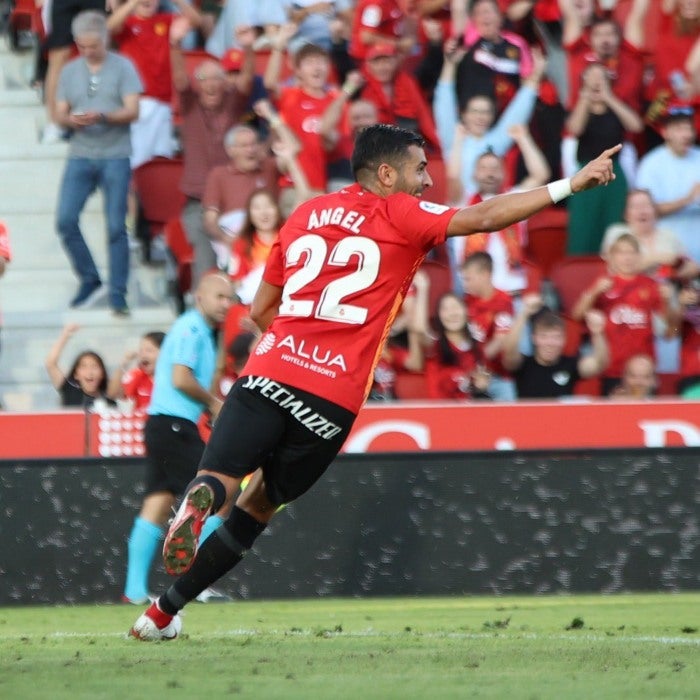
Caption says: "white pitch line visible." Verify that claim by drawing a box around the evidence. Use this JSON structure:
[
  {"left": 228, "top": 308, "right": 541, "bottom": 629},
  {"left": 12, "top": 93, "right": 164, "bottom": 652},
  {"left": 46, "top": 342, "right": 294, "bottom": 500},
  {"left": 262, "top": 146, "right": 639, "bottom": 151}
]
[{"left": 2, "top": 629, "right": 700, "bottom": 646}]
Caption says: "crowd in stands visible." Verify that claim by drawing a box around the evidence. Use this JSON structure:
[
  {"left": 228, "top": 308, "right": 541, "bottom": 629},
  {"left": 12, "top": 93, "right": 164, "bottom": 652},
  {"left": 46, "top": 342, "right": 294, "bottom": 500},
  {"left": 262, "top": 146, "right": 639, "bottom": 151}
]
[{"left": 7, "top": 0, "right": 700, "bottom": 403}]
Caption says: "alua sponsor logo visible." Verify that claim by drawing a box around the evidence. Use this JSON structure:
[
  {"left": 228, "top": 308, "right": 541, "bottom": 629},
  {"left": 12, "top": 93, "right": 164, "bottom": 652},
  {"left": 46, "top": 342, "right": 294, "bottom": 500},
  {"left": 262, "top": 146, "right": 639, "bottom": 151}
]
[{"left": 278, "top": 334, "right": 348, "bottom": 371}]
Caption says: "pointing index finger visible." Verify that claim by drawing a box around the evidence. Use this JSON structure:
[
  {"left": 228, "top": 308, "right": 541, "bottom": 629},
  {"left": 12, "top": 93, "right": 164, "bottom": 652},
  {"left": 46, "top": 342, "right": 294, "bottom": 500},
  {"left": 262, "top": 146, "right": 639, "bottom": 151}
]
[{"left": 601, "top": 143, "right": 622, "bottom": 158}]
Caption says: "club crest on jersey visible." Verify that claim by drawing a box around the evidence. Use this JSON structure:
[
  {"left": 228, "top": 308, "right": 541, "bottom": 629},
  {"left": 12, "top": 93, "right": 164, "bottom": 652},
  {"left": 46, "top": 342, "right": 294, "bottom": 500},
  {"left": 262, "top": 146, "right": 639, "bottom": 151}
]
[{"left": 419, "top": 201, "right": 450, "bottom": 215}]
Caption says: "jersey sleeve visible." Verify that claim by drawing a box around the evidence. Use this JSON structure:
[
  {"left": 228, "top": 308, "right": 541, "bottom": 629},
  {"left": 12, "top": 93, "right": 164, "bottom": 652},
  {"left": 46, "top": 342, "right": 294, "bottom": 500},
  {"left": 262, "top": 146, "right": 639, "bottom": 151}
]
[
  {"left": 261, "top": 238, "right": 285, "bottom": 287},
  {"left": 171, "top": 324, "right": 205, "bottom": 370},
  {"left": 386, "top": 193, "right": 457, "bottom": 252}
]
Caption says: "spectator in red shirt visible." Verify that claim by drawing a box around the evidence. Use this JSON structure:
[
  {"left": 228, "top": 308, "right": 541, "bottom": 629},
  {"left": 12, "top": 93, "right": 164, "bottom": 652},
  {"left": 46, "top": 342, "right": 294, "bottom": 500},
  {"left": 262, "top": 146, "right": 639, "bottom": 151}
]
[
  {"left": 425, "top": 291, "right": 492, "bottom": 399},
  {"left": 461, "top": 250, "right": 517, "bottom": 400},
  {"left": 558, "top": 0, "right": 648, "bottom": 113},
  {"left": 358, "top": 42, "right": 441, "bottom": 152},
  {"left": 670, "top": 278, "right": 700, "bottom": 395},
  {"left": 572, "top": 232, "right": 673, "bottom": 394},
  {"left": 107, "top": 331, "right": 165, "bottom": 411},
  {"left": 108, "top": 0, "right": 202, "bottom": 169},
  {"left": 645, "top": 0, "right": 700, "bottom": 135},
  {"left": 349, "top": 0, "right": 415, "bottom": 62},
  {"left": 265, "top": 40, "right": 343, "bottom": 214}
]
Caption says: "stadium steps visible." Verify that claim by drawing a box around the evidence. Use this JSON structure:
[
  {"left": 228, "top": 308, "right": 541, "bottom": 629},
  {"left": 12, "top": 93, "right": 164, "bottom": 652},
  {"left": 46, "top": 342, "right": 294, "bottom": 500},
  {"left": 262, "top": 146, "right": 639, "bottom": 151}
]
[{"left": 0, "top": 39, "right": 176, "bottom": 411}]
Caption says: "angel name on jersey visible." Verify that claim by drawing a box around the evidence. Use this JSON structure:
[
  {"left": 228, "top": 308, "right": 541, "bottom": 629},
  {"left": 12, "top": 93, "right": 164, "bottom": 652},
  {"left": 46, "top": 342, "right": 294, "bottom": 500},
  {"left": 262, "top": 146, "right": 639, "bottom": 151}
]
[{"left": 306, "top": 207, "right": 366, "bottom": 234}]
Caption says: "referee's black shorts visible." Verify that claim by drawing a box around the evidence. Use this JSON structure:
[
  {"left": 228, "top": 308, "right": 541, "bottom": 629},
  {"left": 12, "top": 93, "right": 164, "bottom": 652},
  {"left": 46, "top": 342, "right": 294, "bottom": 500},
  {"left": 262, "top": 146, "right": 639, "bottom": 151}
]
[
  {"left": 202, "top": 377, "right": 356, "bottom": 506},
  {"left": 143, "top": 414, "right": 205, "bottom": 496}
]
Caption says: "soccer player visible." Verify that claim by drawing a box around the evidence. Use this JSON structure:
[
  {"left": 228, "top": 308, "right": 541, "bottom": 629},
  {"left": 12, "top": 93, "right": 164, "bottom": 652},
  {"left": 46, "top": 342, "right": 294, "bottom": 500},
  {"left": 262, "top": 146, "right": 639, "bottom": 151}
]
[{"left": 130, "top": 125, "right": 620, "bottom": 640}]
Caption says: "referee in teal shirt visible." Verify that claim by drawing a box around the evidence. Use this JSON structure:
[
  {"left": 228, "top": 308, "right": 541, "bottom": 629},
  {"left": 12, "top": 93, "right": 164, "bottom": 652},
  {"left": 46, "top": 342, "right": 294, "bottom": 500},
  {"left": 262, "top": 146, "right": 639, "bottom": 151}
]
[{"left": 123, "top": 271, "right": 232, "bottom": 604}]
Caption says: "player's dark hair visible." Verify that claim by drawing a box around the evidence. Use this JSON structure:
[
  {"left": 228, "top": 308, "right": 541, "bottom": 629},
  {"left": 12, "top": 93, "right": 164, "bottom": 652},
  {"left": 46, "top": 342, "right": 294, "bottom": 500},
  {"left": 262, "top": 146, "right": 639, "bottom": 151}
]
[
  {"left": 462, "top": 251, "right": 493, "bottom": 273},
  {"left": 351, "top": 124, "right": 424, "bottom": 180}
]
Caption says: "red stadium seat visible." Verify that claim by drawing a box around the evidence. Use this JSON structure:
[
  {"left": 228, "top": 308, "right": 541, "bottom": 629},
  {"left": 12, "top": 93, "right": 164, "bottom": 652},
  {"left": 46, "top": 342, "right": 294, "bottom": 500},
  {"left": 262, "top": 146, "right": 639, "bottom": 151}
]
[
  {"left": 132, "top": 157, "right": 186, "bottom": 237},
  {"left": 394, "top": 371, "right": 429, "bottom": 399},
  {"left": 521, "top": 258, "right": 543, "bottom": 295},
  {"left": 526, "top": 206, "right": 568, "bottom": 278},
  {"left": 549, "top": 255, "right": 606, "bottom": 315},
  {"left": 8, "top": 0, "right": 44, "bottom": 49},
  {"left": 426, "top": 156, "right": 448, "bottom": 205},
  {"left": 657, "top": 373, "right": 680, "bottom": 397},
  {"left": 163, "top": 218, "right": 193, "bottom": 312},
  {"left": 419, "top": 259, "right": 454, "bottom": 318}
]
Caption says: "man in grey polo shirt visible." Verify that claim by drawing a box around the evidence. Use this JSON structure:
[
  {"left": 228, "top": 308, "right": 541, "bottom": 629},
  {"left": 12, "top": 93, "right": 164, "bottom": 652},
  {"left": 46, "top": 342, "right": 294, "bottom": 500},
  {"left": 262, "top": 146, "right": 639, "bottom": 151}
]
[{"left": 54, "top": 10, "right": 142, "bottom": 316}]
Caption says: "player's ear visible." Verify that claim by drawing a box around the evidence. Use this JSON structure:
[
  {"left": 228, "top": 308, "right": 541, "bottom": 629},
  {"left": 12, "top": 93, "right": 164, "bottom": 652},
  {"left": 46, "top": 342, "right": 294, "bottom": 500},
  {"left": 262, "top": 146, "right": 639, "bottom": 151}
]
[{"left": 377, "top": 162, "right": 396, "bottom": 188}]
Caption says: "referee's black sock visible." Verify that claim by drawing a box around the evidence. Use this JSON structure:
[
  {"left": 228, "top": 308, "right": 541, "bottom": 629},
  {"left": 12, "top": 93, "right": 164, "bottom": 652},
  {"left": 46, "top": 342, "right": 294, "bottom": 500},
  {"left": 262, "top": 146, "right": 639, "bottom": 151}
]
[{"left": 159, "top": 506, "right": 266, "bottom": 615}]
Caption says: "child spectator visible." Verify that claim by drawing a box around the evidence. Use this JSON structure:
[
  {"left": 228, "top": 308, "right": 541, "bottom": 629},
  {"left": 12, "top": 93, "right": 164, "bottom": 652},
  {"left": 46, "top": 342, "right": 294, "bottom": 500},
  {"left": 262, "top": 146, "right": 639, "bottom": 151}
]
[
  {"left": 425, "top": 292, "right": 491, "bottom": 400},
  {"left": 45, "top": 323, "right": 114, "bottom": 408},
  {"left": 107, "top": 331, "right": 166, "bottom": 410},
  {"left": 571, "top": 233, "right": 673, "bottom": 394},
  {"left": 461, "top": 251, "right": 517, "bottom": 400},
  {"left": 609, "top": 353, "right": 658, "bottom": 399},
  {"left": 264, "top": 40, "right": 341, "bottom": 212},
  {"left": 565, "top": 62, "right": 643, "bottom": 254},
  {"left": 501, "top": 294, "right": 608, "bottom": 398}
]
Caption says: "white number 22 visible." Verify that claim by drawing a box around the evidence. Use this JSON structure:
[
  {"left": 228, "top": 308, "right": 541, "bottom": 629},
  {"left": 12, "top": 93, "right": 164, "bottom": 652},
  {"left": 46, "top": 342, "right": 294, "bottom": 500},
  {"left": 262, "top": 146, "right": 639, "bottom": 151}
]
[{"left": 278, "top": 234, "right": 380, "bottom": 325}]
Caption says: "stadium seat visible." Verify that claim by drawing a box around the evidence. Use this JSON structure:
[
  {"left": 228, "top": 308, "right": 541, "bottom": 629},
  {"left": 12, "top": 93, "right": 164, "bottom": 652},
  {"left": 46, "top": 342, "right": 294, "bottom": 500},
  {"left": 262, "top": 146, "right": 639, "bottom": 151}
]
[
  {"left": 549, "top": 255, "right": 606, "bottom": 315},
  {"left": 526, "top": 206, "right": 568, "bottom": 278},
  {"left": 7, "top": 0, "right": 44, "bottom": 50},
  {"left": 394, "top": 371, "right": 429, "bottom": 400},
  {"left": 521, "top": 258, "right": 543, "bottom": 295},
  {"left": 657, "top": 373, "right": 680, "bottom": 397},
  {"left": 419, "top": 259, "right": 454, "bottom": 318},
  {"left": 163, "top": 218, "right": 193, "bottom": 313},
  {"left": 426, "top": 155, "right": 448, "bottom": 205},
  {"left": 132, "top": 157, "right": 186, "bottom": 263},
  {"left": 573, "top": 376, "right": 602, "bottom": 397}
]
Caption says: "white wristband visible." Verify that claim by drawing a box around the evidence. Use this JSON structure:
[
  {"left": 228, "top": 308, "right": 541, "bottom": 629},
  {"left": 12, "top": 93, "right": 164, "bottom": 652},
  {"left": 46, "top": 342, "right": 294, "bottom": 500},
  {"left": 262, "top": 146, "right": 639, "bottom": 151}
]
[{"left": 547, "top": 178, "right": 573, "bottom": 203}]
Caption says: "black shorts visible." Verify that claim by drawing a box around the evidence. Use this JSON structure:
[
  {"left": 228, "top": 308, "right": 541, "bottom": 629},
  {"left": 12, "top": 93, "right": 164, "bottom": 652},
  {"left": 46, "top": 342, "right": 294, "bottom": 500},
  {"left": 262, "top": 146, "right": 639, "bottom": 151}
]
[
  {"left": 46, "top": 0, "right": 106, "bottom": 50},
  {"left": 202, "top": 376, "right": 356, "bottom": 506},
  {"left": 144, "top": 414, "right": 205, "bottom": 496}
]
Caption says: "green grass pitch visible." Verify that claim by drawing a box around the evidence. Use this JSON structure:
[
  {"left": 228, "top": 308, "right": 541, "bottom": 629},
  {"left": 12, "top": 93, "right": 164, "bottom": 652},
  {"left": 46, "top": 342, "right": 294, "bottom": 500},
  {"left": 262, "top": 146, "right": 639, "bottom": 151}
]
[{"left": 2, "top": 593, "right": 700, "bottom": 699}]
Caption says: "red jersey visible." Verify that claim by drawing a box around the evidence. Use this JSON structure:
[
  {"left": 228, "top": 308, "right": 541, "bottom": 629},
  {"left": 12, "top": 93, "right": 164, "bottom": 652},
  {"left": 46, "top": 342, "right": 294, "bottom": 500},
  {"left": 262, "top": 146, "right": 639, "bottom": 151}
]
[
  {"left": 278, "top": 86, "right": 338, "bottom": 191},
  {"left": 680, "top": 305, "right": 700, "bottom": 378},
  {"left": 349, "top": 0, "right": 405, "bottom": 61},
  {"left": 115, "top": 14, "right": 173, "bottom": 103},
  {"left": 593, "top": 274, "right": 663, "bottom": 378},
  {"left": 241, "top": 184, "right": 457, "bottom": 413},
  {"left": 565, "top": 35, "right": 645, "bottom": 112},
  {"left": 425, "top": 341, "right": 482, "bottom": 399},
  {"left": 122, "top": 367, "right": 155, "bottom": 411},
  {"left": 464, "top": 289, "right": 513, "bottom": 375}
]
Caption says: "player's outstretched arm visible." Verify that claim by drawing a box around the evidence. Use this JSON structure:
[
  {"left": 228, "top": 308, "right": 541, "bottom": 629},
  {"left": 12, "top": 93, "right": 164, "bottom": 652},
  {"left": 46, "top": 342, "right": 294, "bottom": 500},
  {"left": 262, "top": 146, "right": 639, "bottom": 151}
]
[{"left": 445, "top": 144, "right": 622, "bottom": 238}]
